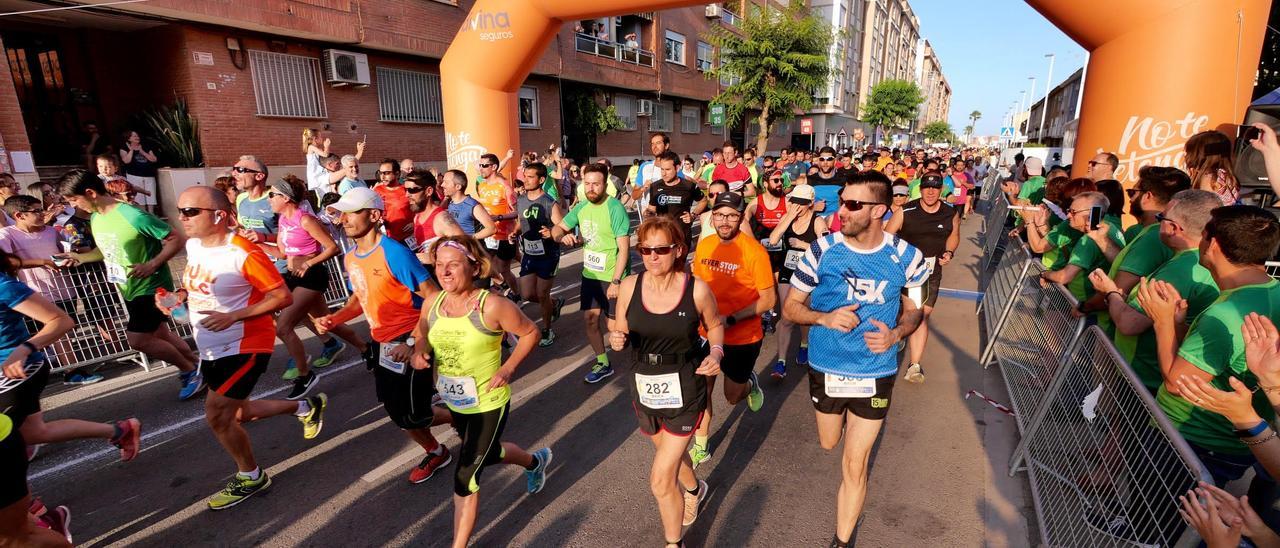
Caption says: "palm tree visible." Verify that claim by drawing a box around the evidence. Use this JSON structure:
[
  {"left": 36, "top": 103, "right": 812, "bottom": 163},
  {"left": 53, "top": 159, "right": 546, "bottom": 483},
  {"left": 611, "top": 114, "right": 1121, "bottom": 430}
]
[{"left": 967, "top": 110, "right": 982, "bottom": 144}]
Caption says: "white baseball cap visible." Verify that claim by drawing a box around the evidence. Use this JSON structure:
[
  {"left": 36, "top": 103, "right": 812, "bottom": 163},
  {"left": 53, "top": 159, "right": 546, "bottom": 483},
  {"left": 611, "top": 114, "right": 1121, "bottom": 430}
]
[{"left": 325, "top": 187, "right": 383, "bottom": 214}]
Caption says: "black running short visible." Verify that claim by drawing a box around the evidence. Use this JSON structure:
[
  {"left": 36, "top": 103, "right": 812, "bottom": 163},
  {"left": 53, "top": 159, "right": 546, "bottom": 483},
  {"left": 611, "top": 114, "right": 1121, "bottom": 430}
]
[
  {"left": 0, "top": 426, "right": 28, "bottom": 508},
  {"left": 920, "top": 265, "right": 943, "bottom": 308},
  {"left": 203, "top": 353, "right": 270, "bottom": 400},
  {"left": 519, "top": 255, "right": 559, "bottom": 281},
  {"left": 370, "top": 341, "right": 438, "bottom": 431},
  {"left": 284, "top": 260, "right": 330, "bottom": 293},
  {"left": 125, "top": 294, "right": 168, "bottom": 333},
  {"left": 580, "top": 278, "right": 611, "bottom": 313},
  {"left": 449, "top": 403, "right": 509, "bottom": 497},
  {"left": 719, "top": 341, "right": 763, "bottom": 385},
  {"left": 488, "top": 240, "right": 518, "bottom": 262},
  {"left": 633, "top": 402, "right": 703, "bottom": 437},
  {"left": 0, "top": 360, "right": 48, "bottom": 428},
  {"left": 808, "top": 370, "right": 896, "bottom": 421}
]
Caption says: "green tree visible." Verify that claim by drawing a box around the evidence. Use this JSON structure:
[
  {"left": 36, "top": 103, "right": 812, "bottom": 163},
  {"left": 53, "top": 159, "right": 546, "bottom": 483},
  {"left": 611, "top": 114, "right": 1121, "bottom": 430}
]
[
  {"left": 861, "top": 79, "right": 923, "bottom": 146},
  {"left": 923, "top": 121, "right": 952, "bottom": 143},
  {"left": 966, "top": 110, "right": 982, "bottom": 143},
  {"left": 563, "top": 87, "right": 624, "bottom": 156},
  {"left": 705, "top": 2, "right": 836, "bottom": 153}
]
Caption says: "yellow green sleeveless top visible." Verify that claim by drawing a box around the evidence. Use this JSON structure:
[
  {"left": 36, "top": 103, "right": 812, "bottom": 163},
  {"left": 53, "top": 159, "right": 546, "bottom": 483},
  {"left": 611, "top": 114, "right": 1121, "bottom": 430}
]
[{"left": 428, "top": 290, "right": 508, "bottom": 413}]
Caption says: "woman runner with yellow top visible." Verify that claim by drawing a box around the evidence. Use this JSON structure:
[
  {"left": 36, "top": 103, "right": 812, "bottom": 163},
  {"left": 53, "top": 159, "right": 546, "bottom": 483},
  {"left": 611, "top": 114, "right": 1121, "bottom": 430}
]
[{"left": 414, "top": 235, "right": 551, "bottom": 548}]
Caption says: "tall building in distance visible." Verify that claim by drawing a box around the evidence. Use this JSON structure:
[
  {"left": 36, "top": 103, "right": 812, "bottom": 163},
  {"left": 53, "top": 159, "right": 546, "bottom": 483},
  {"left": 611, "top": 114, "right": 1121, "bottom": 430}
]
[
  {"left": 805, "top": 0, "right": 868, "bottom": 149},
  {"left": 915, "top": 39, "right": 951, "bottom": 142},
  {"left": 857, "top": 0, "right": 921, "bottom": 114}
]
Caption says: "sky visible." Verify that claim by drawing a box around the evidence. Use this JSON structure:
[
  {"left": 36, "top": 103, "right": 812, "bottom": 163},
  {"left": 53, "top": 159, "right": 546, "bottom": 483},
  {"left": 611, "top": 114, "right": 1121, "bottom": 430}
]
[{"left": 910, "top": 0, "right": 1086, "bottom": 137}]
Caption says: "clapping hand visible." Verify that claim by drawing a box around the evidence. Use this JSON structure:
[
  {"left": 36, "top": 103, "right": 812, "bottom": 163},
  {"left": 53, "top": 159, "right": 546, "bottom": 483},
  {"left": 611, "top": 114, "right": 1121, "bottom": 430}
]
[
  {"left": 1134, "top": 277, "right": 1187, "bottom": 327},
  {"left": 1087, "top": 269, "right": 1119, "bottom": 296}
]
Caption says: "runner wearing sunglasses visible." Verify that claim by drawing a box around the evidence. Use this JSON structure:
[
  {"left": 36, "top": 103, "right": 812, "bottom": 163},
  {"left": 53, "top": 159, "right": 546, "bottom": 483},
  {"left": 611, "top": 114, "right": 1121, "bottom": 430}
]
[
  {"left": 782, "top": 169, "right": 928, "bottom": 547},
  {"left": 405, "top": 170, "right": 464, "bottom": 266},
  {"left": 688, "top": 192, "right": 774, "bottom": 469},
  {"left": 473, "top": 154, "right": 520, "bottom": 298},
  {"left": 809, "top": 146, "right": 847, "bottom": 216},
  {"left": 609, "top": 215, "right": 723, "bottom": 548},
  {"left": 762, "top": 184, "right": 827, "bottom": 378},
  {"left": 744, "top": 169, "right": 791, "bottom": 335},
  {"left": 373, "top": 158, "right": 415, "bottom": 245},
  {"left": 267, "top": 175, "right": 367, "bottom": 398}
]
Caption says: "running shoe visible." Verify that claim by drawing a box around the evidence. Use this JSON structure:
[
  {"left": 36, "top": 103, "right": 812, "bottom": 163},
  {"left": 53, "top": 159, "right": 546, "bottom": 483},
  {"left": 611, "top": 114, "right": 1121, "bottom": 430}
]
[
  {"left": 796, "top": 345, "right": 809, "bottom": 366},
  {"left": 287, "top": 371, "right": 318, "bottom": 401},
  {"left": 583, "top": 362, "right": 614, "bottom": 384},
  {"left": 688, "top": 443, "right": 711, "bottom": 470},
  {"left": 64, "top": 372, "right": 104, "bottom": 385},
  {"left": 526, "top": 447, "right": 553, "bottom": 494},
  {"left": 408, "top": 446, "right": 452, "bottom": 484},
  {"left": 681, "top": 479, "right": 708, "bottom": 526},
  {"left": 178, "top": 371, "right": 205, "bottom": 401},
  {"left": 111, "top": 418, "right": 142, "bottom": 462},
  {"left": 771, "top": 360, "right": 786, "bottom": 380},
  {"left": 207, "top": 471, "right": 271, "bottom": 510},
  {"left": 313, "top": 339, "right": 346, "bottom": 368},
  {"left": 746, "top": 371, "right": 764, "bottom": 412},
  {"left": 44, "top": 505, "right": 72, "bottom": 544},
  {"left": 539, "top": 329, "right": 556, "bottom": 348},
  {"left": 281, "top": 358, "right": 300, "bottom": 381},
  {"left": 904, "top": 363, "right": 925, "bottom": 384},
  {"left": 299, "top": 393, "right": 327, "bottom": 440},
  {"left": 551, "top": 297, "right": 565, "bottom": 323}
]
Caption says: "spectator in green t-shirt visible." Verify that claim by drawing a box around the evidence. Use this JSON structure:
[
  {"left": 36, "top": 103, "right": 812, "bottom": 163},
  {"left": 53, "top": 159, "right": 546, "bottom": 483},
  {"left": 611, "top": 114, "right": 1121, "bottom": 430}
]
[
  {"left": 1136, "top": 205, "right": 1280, "bottom": 485},
  {"left": 1089, "top": 189, "right": 1222, "bottom": 393},
  {"left": 1040, "top": 191, "right": 1125, "bottom": 303},
  {"left": 1081, "top": 166, "right": 1193, "bottom": 332},
  {"left": 1021, "top": 177, "right": 1096, "bottom": 271}
]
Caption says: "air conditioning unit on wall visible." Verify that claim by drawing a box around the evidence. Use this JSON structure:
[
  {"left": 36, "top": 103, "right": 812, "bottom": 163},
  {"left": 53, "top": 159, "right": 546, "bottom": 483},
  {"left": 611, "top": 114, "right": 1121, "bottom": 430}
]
[
  {"left": 637, "top": 99, "right": 654, "bottom": 117},
  {"left": 705, "top": 5, "right": 722, "bottom": 18},
  {"left": 322, "top": 49, "right": 371, "bottom": 87}
]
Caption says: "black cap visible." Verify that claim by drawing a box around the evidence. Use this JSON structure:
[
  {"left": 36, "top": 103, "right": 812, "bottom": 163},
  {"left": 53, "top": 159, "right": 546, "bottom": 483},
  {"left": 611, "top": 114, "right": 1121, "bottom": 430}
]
[
  {"left": 712, "top": 191, "right": 745, "bottom": 213},
  {"left": 920, "top": 174, "right": 944, "bottom": 188}
]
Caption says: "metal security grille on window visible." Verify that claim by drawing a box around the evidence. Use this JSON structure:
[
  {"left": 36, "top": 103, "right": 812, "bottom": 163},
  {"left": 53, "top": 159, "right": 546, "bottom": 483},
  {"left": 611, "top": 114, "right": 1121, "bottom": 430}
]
[
  {"left": 615, "top": 95, "right": 637, "bottom": 130},
  {"left": 377, "top": 67, "right": 443, "bottom": 124},
  {"left": 681, "top": 108, "right": 699, "bottom": 134},
  {"left": 249, "top": 50, "right": 327, "bottom": 119}
]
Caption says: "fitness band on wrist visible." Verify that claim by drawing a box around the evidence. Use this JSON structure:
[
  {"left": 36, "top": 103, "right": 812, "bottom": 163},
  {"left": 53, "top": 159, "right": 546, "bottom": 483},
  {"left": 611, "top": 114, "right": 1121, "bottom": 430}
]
[
  {"left": 1236, "top": 420, "right": 1272, "bottom": 438},
  {"left": 19, "top": 341, "right": 37, "bottom": 354}
]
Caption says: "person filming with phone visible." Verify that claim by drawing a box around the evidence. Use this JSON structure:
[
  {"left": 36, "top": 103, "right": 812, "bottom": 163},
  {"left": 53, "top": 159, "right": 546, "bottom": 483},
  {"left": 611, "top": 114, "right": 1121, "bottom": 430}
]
[{"left": 1040, "top": 191, "right": 1125, "bottom": 309}]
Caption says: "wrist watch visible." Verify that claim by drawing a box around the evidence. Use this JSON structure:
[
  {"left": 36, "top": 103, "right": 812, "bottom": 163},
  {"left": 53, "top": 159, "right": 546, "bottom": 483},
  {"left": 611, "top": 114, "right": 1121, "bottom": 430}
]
[{"left": 611, "top": 278, "right": 621, "bottom": 285}]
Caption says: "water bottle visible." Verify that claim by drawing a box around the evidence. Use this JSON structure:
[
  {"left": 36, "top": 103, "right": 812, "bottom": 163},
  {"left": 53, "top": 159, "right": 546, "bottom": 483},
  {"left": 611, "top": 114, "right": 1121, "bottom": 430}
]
[{"left": 156, "top": 288, "right": 189, "bottom": 324}]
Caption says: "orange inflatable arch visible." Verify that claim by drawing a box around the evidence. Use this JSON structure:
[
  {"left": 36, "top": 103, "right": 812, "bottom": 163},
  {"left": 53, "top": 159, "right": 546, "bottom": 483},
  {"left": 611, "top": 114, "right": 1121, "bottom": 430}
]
[{"left": 441, "top": 0, "right": 1272, "bottom": 187}]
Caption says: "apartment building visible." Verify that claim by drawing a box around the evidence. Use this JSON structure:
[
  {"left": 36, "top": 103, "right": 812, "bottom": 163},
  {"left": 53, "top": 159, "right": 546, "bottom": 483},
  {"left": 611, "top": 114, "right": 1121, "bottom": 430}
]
[
  {"left": 915, "top": 39, "right": 951, "bottom": 139},
  {"left": 1023, "top": 67, "right": 1083, "bottom": 147},
  {"left": 804, "top": 0, "right": 867, "bottom": 149},
  {"left": 0, "top": 0, "right": 794, "bottom": 184},
  {"left": 856, "top": 0, "right": 920, "bottom": 115}
]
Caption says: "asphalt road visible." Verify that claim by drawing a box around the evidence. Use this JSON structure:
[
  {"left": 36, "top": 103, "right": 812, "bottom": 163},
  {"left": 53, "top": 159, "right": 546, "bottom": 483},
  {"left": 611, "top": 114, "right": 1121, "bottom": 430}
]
[{"left": 29, "top": 215, "right": 1035, "bottom": 547}]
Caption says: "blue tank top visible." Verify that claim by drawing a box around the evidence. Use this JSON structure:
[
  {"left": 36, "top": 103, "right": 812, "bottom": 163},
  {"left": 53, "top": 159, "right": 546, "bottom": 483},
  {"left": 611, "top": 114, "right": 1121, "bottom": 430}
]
[{"left": 448, "top": 196, "right": 482, "bottom": 236}]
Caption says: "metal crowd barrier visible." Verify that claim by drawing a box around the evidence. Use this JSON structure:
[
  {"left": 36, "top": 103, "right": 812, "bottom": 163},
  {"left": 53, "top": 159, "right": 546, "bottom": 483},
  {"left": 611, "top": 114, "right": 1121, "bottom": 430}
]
[
  {"left": 26, "top": 254, "right": 354, "bottom": 374},
  {"left": 1015, "top": 327, "right": 1212, "bottom": 547},
  {"left": 21, "top": 262, "right": 144, "bottom": 374},
  {"left": 978, "top": 240, "right": 1214, "bottom": 546},
  {"left": 978, "top": 192, "right": 1011, "bottom": 287}
]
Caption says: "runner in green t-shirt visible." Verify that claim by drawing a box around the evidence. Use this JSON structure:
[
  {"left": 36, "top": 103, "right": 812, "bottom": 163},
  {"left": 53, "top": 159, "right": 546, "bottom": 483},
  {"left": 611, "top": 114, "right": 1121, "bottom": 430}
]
[
  {"left": 1136, "top": 205, "right": 1280, "bottom": 481},
  {"left": 58, "top": 168, "right": 202, "bottom": 399},
  {"left": 551, "top": 165, "right": 632, "bottom": 384}
]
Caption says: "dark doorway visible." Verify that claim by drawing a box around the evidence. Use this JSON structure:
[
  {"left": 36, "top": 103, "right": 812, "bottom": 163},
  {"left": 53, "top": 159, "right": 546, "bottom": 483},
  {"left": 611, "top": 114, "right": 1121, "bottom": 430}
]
[{"left": 4, "top": 32, "right": 91, "bottom": 166}]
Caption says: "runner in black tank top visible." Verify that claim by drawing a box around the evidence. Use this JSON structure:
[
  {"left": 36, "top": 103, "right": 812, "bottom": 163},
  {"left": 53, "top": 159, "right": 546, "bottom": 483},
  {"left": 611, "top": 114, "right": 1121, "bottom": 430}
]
[
  {"left": 766, "top": 194, "right": 828, "bottom": 379},
  {"left": 626, "top": 271, "right": 706, "bottom": 429},
  {"left": 609, "top": 216, "right": 726, "bottom": 547}
]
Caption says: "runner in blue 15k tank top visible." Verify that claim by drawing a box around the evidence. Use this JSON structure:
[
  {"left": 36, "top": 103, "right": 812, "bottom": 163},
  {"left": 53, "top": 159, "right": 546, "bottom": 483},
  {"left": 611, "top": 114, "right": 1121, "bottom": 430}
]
[{"left": 781, "top": 170, "right": 929, "bottom": 548}]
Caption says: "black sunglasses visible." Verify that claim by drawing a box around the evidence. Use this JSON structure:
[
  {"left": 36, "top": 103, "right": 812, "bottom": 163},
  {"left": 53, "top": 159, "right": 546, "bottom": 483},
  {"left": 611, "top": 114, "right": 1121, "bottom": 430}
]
[
  {"left": 637, "top": 244, "right": 679, "bottom": 256},
  {"left": 840, "top": 199, "right": 884, "bottom": 212},
  {"left": 178, "top": 207, "right": 215, "bottom": 218},
  {"left": 1155, "top": 212, "right": 1181, "bottom": 229},
  {"left": 477, "top": 163, "right": 494, "bottom": 169},
  {"left": 232, "top": 166, "right": 261, "bottom": 174},
  {"left": 404, "top": 185, "right": 427, "bottom": 194}
]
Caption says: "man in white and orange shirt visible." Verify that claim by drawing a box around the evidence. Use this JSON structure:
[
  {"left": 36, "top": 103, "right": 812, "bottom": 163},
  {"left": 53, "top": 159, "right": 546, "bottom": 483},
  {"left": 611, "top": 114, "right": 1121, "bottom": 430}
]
[
  {"left": 170, "top": 186, "right": 327, "bottom": 511},
  {"left": 472, "top": 153, "right": 520, "bottom": 294}
]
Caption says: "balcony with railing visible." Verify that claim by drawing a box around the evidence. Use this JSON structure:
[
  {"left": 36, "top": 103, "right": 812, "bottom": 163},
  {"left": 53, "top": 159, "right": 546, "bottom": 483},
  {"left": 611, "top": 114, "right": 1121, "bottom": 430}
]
[
  {"left": 575, "top": 33, "right": 655, "bottom": 67},
  {"left": 720, "top": 8, "right": 742, "bottom": 26}
]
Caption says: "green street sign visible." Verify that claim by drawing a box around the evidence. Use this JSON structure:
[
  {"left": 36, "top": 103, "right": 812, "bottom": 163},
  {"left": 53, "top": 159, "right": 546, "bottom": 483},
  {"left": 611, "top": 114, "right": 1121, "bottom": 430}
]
[{"left": 709, "top": 104, "right": 725, "bottom": 126}]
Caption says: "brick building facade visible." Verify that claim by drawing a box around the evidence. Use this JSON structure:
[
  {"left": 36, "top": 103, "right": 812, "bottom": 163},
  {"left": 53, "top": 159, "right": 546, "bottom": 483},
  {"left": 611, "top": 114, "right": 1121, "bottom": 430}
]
[{"left": 0, "top": 0, "right": 790, "bottom": 183}]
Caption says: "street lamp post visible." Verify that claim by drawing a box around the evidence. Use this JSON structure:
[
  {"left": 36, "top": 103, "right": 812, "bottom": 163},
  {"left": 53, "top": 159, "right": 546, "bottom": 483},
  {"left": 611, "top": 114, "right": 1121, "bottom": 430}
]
[
  {"left": 1017, "top": 90, "right": 1027, "bottom": 141},
  {"left": 1037, "top": 53, "right": 1055, "bottom": 145},
  {"left": 1026, "top": 76, "right": 1036, "bottom": 142}
]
